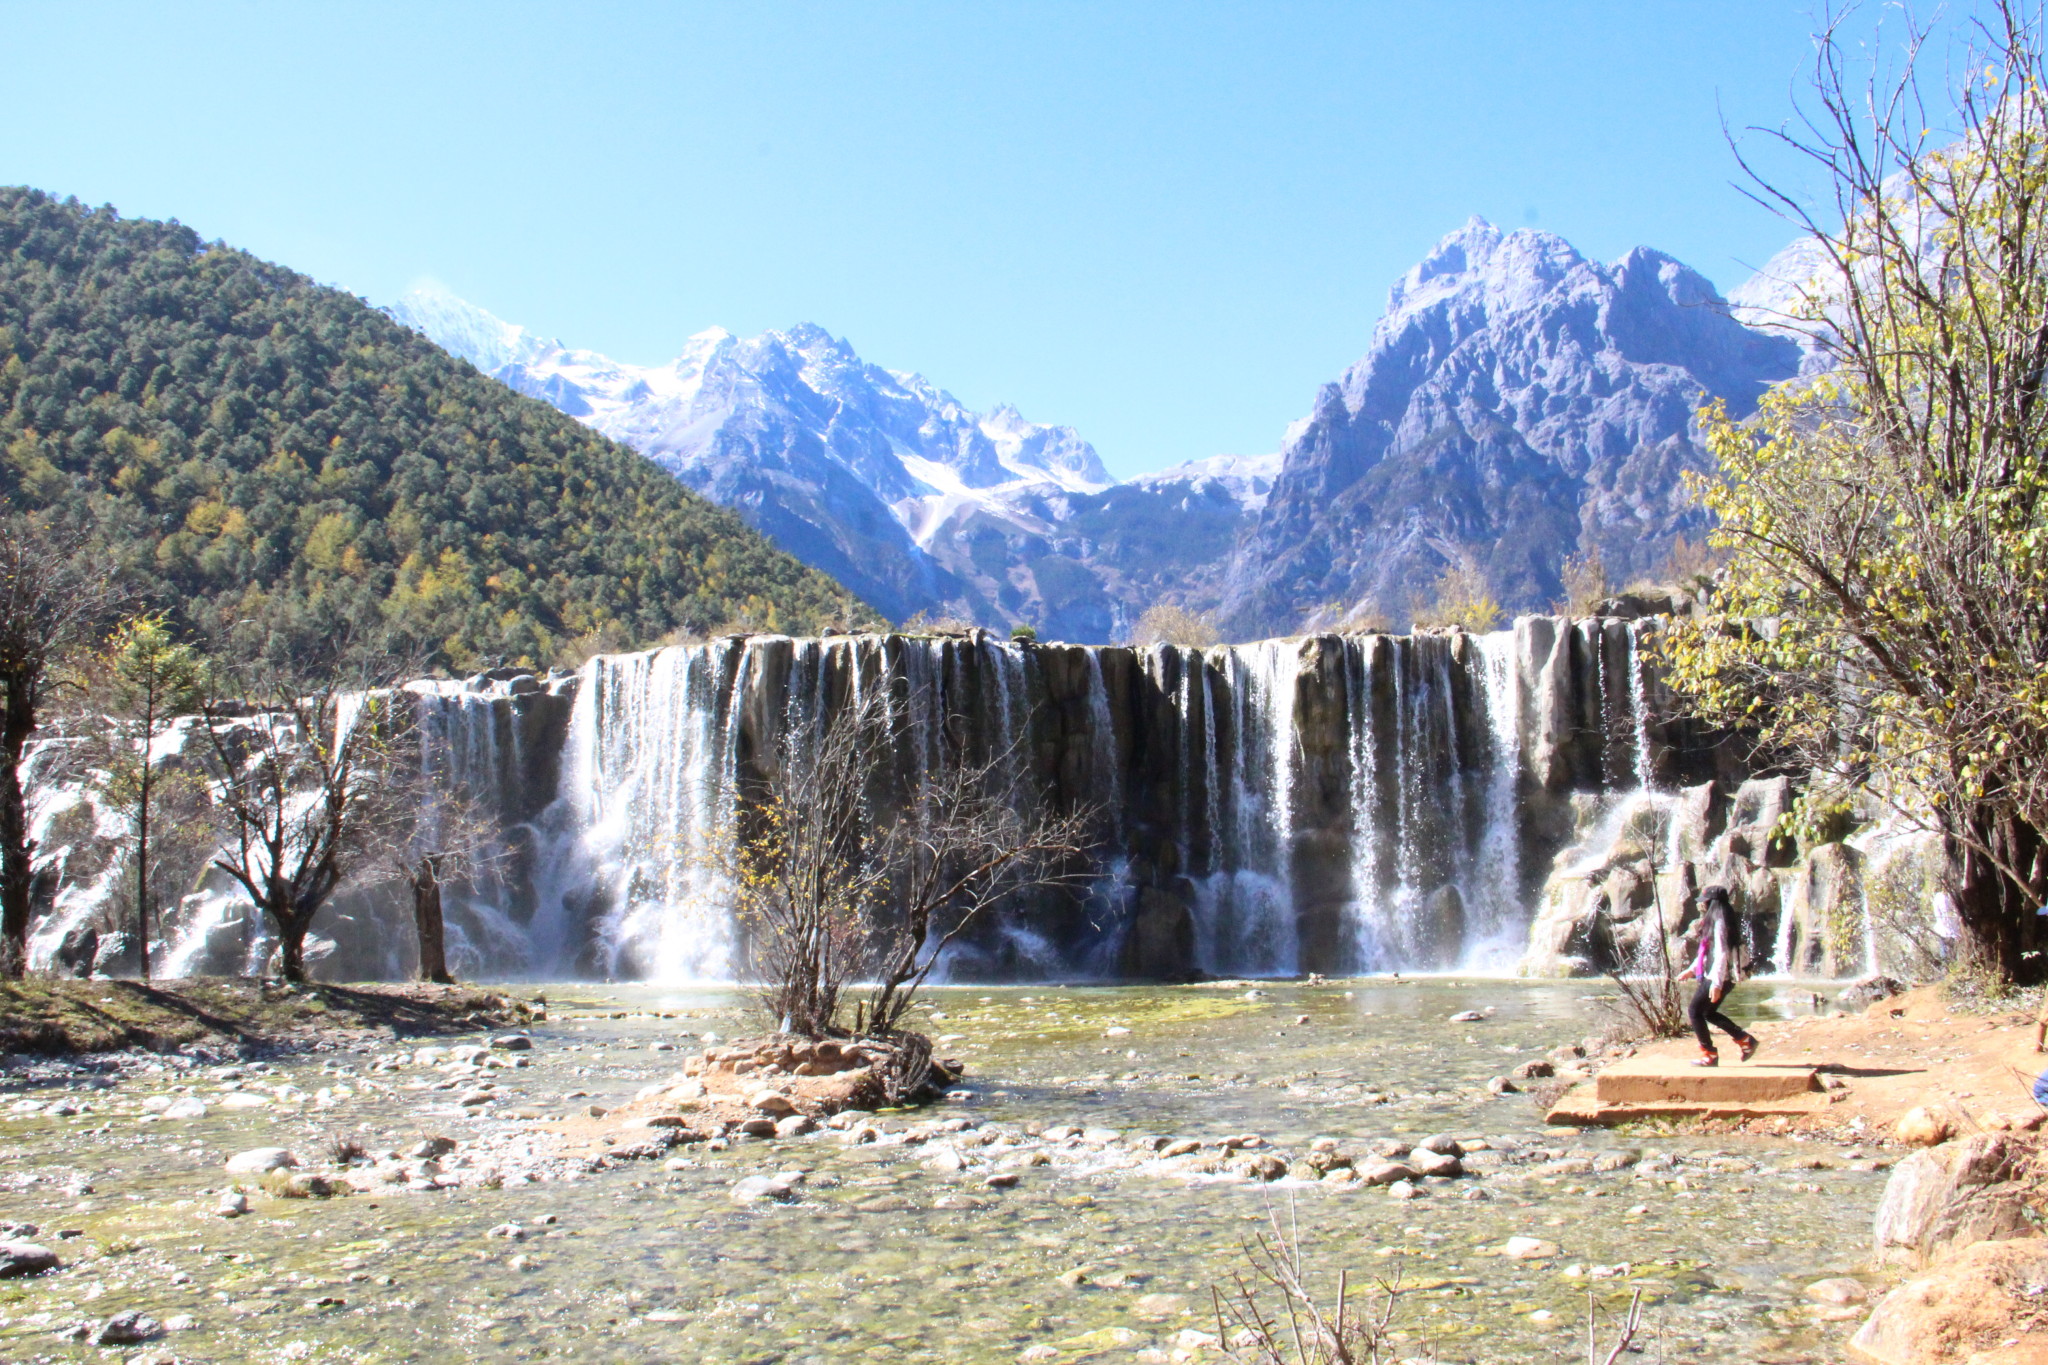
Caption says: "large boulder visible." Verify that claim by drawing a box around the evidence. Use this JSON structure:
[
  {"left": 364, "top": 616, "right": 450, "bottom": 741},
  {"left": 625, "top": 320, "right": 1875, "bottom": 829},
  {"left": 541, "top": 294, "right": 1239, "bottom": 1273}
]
[
  {"left": 1848, "top": 1236, "right": 2048, "bottom": 1364},
  {"left": 1872, "top": 1135, "right": 2036, "bottom": 1267},
  {"left": 1895, "top": 1106, "right": 1959, "bottom": 1148}
]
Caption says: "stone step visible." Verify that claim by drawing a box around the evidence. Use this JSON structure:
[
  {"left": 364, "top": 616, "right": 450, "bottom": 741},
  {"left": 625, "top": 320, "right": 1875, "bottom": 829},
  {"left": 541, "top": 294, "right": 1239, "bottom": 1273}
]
[
  {"left": 1594, "top": 1058, "right": 1822, "bottom": 1105},
  {"left": 1545, "top": 1086, "right": 1833, "bottom": 1129}
]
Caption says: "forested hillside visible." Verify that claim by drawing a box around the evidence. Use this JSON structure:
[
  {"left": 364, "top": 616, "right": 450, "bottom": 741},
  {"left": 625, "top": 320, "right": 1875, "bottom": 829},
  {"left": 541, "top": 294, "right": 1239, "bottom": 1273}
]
[{"left": 0, "top": 188, "right": 873, "bottom": 669}]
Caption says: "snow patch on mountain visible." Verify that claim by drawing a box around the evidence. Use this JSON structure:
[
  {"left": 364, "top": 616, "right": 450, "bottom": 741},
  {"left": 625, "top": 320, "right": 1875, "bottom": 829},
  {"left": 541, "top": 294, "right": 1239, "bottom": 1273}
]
[
  {"left": 388, "top": 285, "right": 1134, "bottom": 629},
  {"left": 1128, "top": 451, "right": 1283, "bottom": 513}
]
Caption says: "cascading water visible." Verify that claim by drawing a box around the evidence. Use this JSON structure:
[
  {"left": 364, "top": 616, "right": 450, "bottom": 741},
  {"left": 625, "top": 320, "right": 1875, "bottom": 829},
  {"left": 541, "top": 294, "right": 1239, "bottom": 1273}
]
[
  {"left": 381, "top": 620, "right": 1666, "bottom": 984},
  {"left": 557, "top": 644, "right": 743, "bottom": 982},
  {"left": 1183, "top": 640, "right": 1301, "bottom": 978},
  {"left": 1337, "top": 634, "right": 1523, "bottom": 972}
]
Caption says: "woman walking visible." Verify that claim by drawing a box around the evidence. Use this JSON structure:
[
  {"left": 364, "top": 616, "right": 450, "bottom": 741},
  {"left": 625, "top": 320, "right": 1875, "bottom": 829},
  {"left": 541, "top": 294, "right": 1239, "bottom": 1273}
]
[{"left": 1678, "top": 885, "right": 1758, "bottom": 1067}]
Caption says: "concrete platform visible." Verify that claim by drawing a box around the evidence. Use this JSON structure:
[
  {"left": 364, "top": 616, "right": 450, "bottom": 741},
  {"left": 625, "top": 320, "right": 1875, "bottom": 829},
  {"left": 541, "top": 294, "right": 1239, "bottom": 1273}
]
[
  {"left": 1595, "top": 1058, "right": 1823, "bottom": 1104},
  {"left": 1545, "top": 1057, "right": 1833, "bottom": 1127}
]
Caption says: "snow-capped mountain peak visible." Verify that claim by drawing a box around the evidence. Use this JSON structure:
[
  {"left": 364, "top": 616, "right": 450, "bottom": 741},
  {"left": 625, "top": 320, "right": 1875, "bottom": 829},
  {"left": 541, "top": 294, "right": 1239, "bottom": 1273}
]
[
  {"left": 392, "top": 282, "right": 553, "bottom": 375},
  {"left": 388, "top": 288, "right": 1123, "bottom": 624}
]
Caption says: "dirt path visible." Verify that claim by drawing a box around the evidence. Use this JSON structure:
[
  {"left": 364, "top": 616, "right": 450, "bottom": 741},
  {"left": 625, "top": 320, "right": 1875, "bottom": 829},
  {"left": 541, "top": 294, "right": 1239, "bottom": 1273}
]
[{"left": 1619, "top": 985, "right": 2046, "bottom": 1138}]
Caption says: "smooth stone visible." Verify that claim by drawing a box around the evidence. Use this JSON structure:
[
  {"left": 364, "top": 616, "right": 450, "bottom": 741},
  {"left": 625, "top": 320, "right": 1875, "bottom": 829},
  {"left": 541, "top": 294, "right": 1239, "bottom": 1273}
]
[
  {"left": 92, "top": 1310, "right": 162, "bottom": 1346},
  {"left": 747, "top": 1089, "right": 798, "bottom": 1117},
  {"left": 160, "top": 1098, "right": 208, "bottom": 1120},
  {"left": 1386, "top": 1180, "right": 1420, "bottom": 1200},
  {"left": 1894, "top": 1106, "right": 1957, "bottom": 1147},
  {"left": 1238, "top": 1154, "right": 1286, "bottom": 1182},
  {"left": 730, "top": 1176, "right": 797, "bottom": 1205},
  {"left": 0, "top": 1241, "right": 59, "bottom": 1278},
  {"left": 224, "top": 1147, "right": 298, "bottom": 1174},
  {"left": 1409, "top": 1148, "right": 1463, "bottom": 1178},
  {"left": 1806, "top": 1276, "right": 1869, "bottom": 1305},
  {"left": 1502, "top": 1237, "right": 1561, "bottom": 1260},
  {"left": 1357, "top": 1161, "right": 1418, "bottom": 1187},
  {"left": 489, "top": 1035, "right": 532, "bottom": 1051},
  {"left": 855, "top": 1196, "right": 916, "bottom": 1214}
]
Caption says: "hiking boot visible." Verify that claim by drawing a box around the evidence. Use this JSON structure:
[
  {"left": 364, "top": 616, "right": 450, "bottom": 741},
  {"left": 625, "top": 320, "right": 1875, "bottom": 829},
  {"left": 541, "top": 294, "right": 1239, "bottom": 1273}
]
[
  {"left": 1690, "top": 1048, "right": 1719, "bottom": 1067},
  {"left": 1737, "top": 1035, "right": 1760, "bottom": 1063}
]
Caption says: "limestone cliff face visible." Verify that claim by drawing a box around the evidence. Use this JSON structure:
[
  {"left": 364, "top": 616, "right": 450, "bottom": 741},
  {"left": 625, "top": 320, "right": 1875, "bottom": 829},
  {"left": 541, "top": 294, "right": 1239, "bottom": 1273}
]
[
  {"left": 295, "top": 619, "right": 1686, "bottom": 983},
  {"left": 35, "top": 617, "right": 1913, "bottom": 985}
]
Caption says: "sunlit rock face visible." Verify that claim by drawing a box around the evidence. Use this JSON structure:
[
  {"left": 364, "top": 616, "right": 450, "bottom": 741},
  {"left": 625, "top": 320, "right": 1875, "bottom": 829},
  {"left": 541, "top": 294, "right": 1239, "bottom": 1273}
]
[
  {"left": 1217, "top": 218, "right": 1804, "bottom": 637},
  {"left": 141, "top": 620, "right": 1679, "bottom": 984},
  {"left": 35, "top": 617, "right": 1914, "bottom": 986}
]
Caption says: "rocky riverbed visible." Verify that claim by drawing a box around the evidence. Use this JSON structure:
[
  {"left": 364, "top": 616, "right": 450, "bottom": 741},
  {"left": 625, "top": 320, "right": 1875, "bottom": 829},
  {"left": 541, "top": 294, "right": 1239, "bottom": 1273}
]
[{"left": 0, "top": 980, "right": 1889, "bottom": 1363}]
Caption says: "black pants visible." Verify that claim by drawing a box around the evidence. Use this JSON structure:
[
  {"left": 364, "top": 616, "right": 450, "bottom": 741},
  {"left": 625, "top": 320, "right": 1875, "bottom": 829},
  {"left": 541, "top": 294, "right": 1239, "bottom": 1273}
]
[{"left": 1689, "top": 979, "right": 1748, "bottom": 1051}]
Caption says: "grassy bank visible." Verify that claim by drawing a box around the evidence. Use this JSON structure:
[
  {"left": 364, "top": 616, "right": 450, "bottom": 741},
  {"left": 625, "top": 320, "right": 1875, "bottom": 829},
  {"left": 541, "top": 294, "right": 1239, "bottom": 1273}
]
[{"left": 0, "top": 978, "right": 539, "bottom": 1055}]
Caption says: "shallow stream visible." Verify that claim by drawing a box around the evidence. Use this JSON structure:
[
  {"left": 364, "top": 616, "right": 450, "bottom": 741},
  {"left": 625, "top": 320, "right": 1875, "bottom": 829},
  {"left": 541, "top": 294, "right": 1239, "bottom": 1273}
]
[{"left": 0, "top": 981, "right": 1879, "bottom": 1363}]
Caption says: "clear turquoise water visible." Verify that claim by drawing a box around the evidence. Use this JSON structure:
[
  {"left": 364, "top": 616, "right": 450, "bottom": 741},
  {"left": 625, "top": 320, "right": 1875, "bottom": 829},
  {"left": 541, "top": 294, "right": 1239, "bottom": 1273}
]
[{"left": 0, "top": 980, "right": 1875, "bottom": 1363}]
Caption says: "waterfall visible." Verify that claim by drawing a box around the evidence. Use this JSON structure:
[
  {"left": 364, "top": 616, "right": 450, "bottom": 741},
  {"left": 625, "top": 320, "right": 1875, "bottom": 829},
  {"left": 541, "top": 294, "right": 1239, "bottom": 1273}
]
[
  {"left": 1467, "top": 631, "right": 1525, "bottom": 965},
  {"left": 1341, "top": 639, "right": 1384, "bottom": 969},
  {"left": 1183, "top": 640, "right": 1300, "bottom": 977},
  {"left": 557, "top": 645, "right": 742, "bottom": 982},
  {"left": 378, "top": 620, "right": 1671, "bottom": 985},
  {"left": 1626, "top": 621, "right": 1656, "bottom": 790}
]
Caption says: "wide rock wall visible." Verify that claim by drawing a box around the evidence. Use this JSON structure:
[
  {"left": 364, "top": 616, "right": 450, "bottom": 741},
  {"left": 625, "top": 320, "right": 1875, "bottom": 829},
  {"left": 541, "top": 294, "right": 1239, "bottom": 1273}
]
[
  {"left": 366, "top": 620, "right": 1665, "bottom": 983},
  {"left": 34, "top": 615, "right": 1923, "bottom": 984}
]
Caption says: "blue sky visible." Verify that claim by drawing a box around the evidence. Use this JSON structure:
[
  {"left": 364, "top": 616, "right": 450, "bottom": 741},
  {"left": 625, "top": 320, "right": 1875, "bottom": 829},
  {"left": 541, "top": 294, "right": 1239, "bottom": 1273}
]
[{"left": 2, "top": 3, "right": 1904, "bottom": 477}]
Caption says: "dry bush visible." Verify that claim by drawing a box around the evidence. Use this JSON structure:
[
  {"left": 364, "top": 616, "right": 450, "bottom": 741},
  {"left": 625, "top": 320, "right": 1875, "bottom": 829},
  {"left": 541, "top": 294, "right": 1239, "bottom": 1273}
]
[
  {"left": 726, "top": 681, "right": 1092, "bottom": 1040},
  {"left": 1558, "top": 548, "right": 1609, "bottom": 617},
  {"left": 554, "top": 624, "right": 631, "bottom": 670},
  {"left": 1597, "top": 834, "right": 1690, "bottom": 1041},
  {"left": 1211, "top": 1199, "right": 1418, "bottom": 1365},
  {"left": 898, "top": 610, "right": 979, "bottom": 636},
  {"left": 1128, "top": 603, "right": 1221, "bottom": 648},
  {"left": 1412, "top": 555, "right": 1503, "bottom": 633},
  {"left": 1647, "top": 534, "right": 1726, "bottom": 595},
  {"left": 322, "top": 1133, "right": 369, "bottom": 1165},
  {"left": 1863, "top": 855, "right": 1949, "bottom": 984}
]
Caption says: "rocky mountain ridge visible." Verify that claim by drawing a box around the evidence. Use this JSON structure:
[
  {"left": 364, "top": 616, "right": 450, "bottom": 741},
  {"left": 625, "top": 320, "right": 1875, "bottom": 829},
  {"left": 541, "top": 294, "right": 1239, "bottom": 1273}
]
[
  {"left": 1216, "top": 217, "right": 1804, "bottom": 636},
  {"left": 392, "top": 286, "right": 1240, "bottom": 635},
  {"left": 395, "top": 218, "right": 1808, "bottom": 641}
]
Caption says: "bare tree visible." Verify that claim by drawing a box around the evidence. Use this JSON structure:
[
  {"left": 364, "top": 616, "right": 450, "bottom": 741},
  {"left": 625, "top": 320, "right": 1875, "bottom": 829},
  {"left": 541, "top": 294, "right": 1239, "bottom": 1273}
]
[
  {"left": 200, "top": 667, "right": 413, "bottom": 982},
  {"left": 728, "top": 679, "right": 1092, "bottom": 1042},
  {"left": 859, "top": 746, "right": 1093, "bottom": 1039},
  {"left": 383, "top": 712, "right": 505, "bottom": 986},
  {"left": 0, "top": 514, "right": 130, "bottom": 977}
]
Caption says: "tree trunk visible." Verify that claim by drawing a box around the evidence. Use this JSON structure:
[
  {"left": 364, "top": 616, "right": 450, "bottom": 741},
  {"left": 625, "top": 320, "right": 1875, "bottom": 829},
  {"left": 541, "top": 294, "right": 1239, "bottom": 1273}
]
[
  {"left": 413, "top": 862, "right": 453, "bottom": 985},
  {"left": 276, "top": 911, "right": 308, "bottom": 984},
  {"left": 0, "top": 682, "right": 36, "bottom": 979},
  {"left": 135, "top": 738, "right": 152, "bottom": 984},
  {"left": 1947, "top": 804, "right": 2048, "bottom": 983}
]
